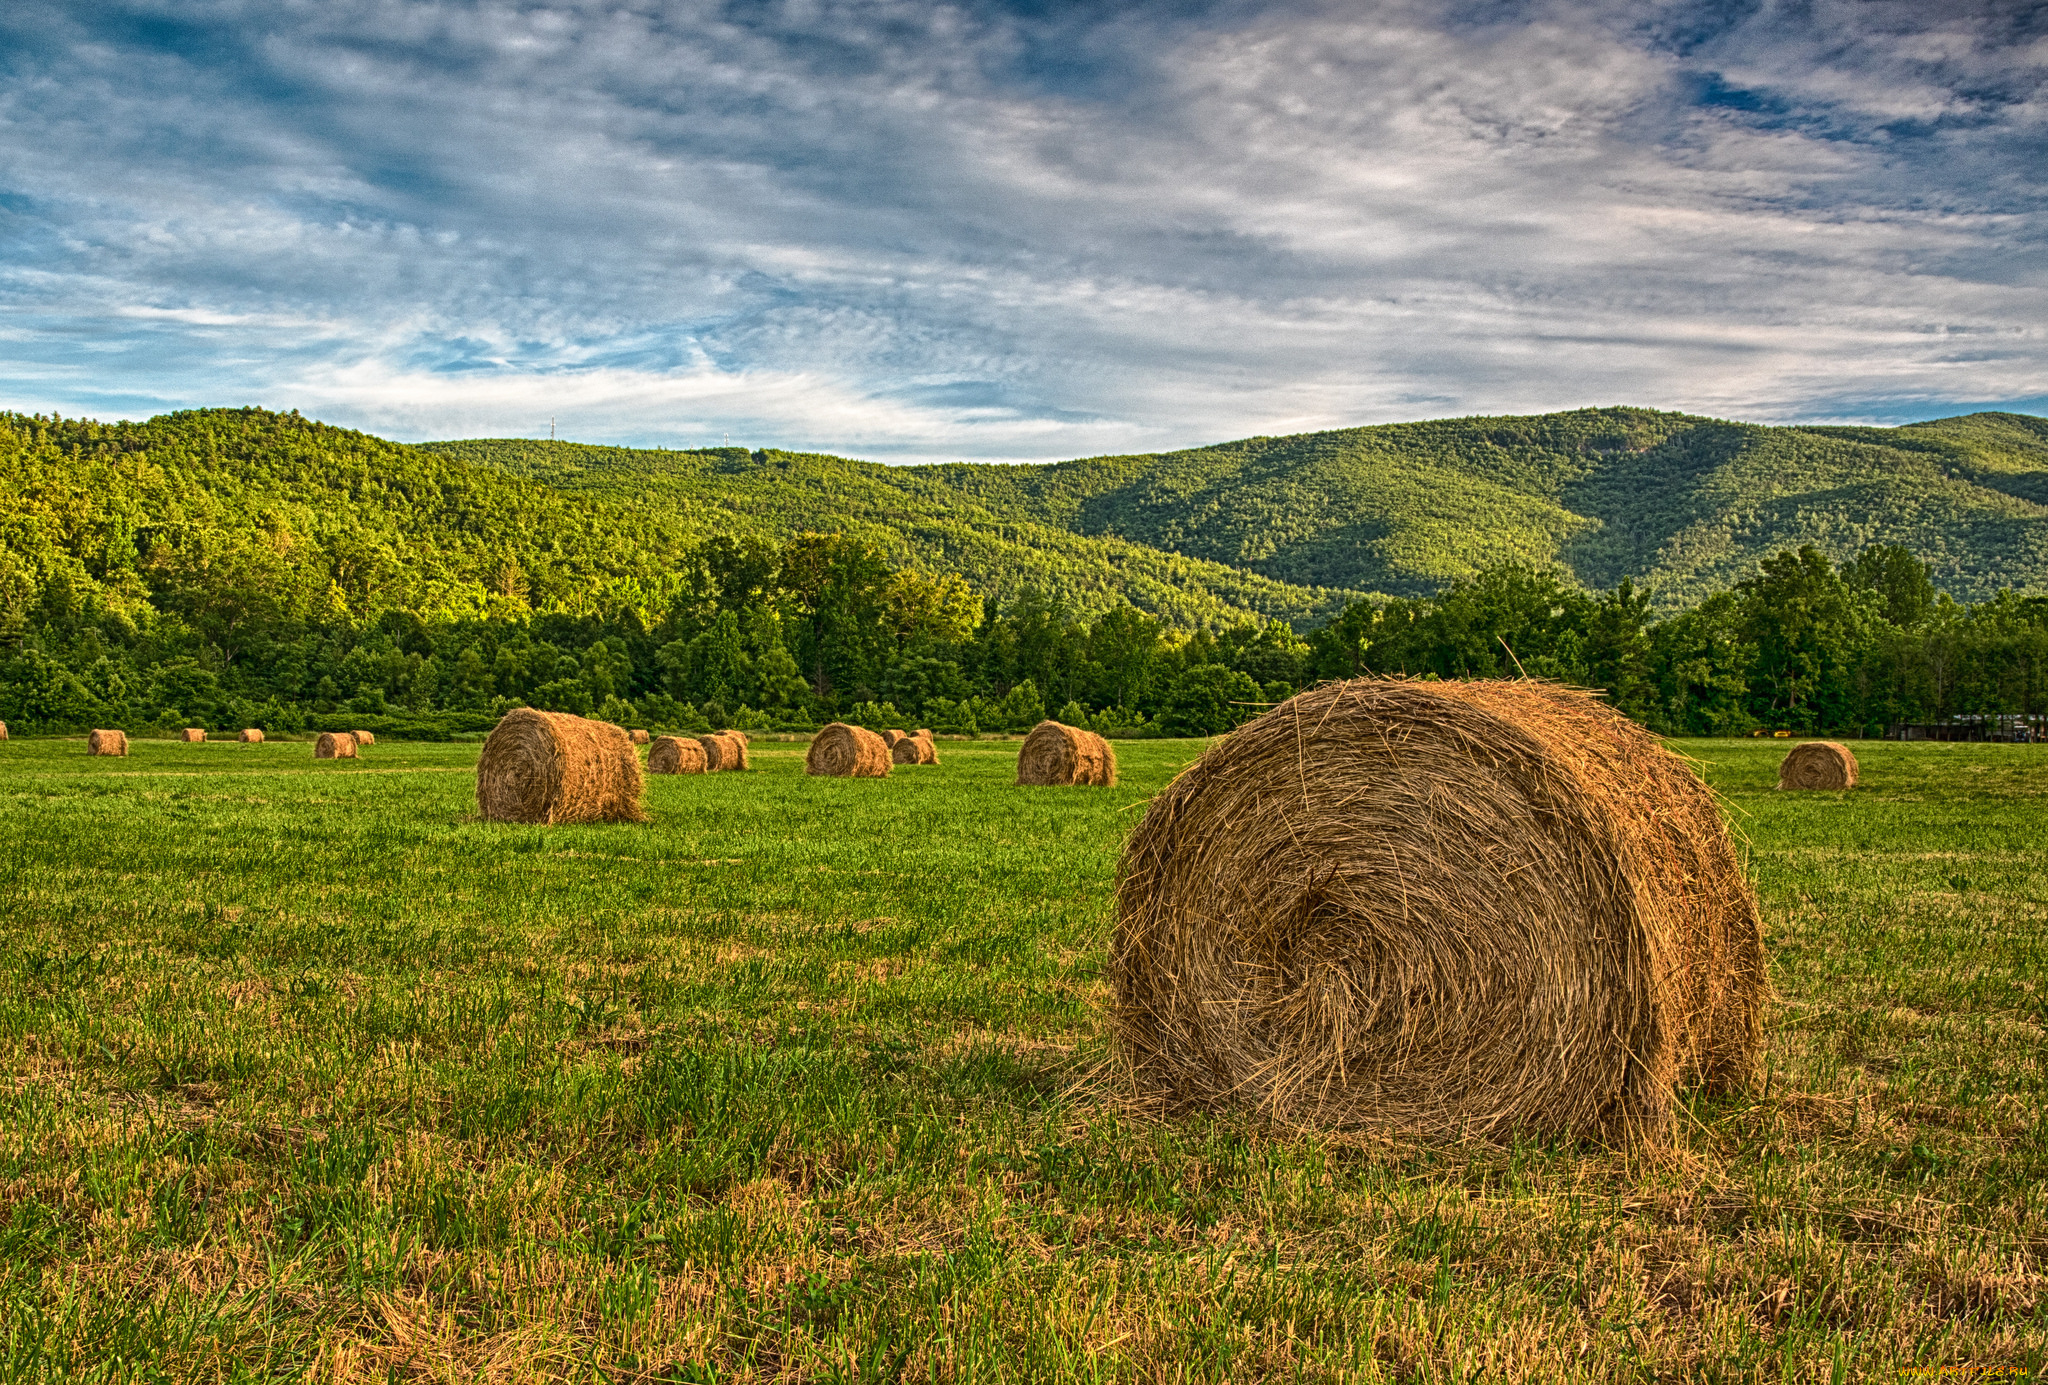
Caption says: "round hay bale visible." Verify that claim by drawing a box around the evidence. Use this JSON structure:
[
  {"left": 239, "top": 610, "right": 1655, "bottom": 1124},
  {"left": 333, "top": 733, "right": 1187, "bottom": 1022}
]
[
  {"left": 699, "top": 731, "right": 749, "bottom": 772},
  {"left": 1777, "top": 740, "right": 1858, "bottom": 790},
  {"left": 87, "top": 729, "right": 128, "bottom": 757},
  {"left": 350, "top": 730, "right": 376, "bottom": 747},
  {"left": 0, "top": 720, "right": 10, "bottom": 740},
  {"left": 181, "top": 727, "right": 206, "bottom": 743},
  {"left": 1111, "top": 679, "right": 1767, "bottom": 1143},
  {"left": 631, "top": 728, "right": 650, "bottom": 745},
  {"left": 806, "top": 722, "right": 891, "bottom": 777},
  {"left": 648, "top": 734, "right": 708, "bottom": 775},
  {"left": 238, "top": 728, "right": 264, "bottom": 744},
  {"left": 913, "top": 728, "right": 931, "bottom": 740},
  {"left": 476, "top": 709, "right": 647, "bottom": 824},
  {"left": 314, "top": 731, "right": 358, "bottom": 759},
  {"left": 1016, "top": 720, "right": 1116, "bottom": 786},
  {"left": 890, "top": 734, "right": 937, "bottom": 765},
  {"left": 882, "top": 729, "right": 908, "bottom": 748},
  {"left": 720, "top": 730, "right": 751, "bottom": 771}
]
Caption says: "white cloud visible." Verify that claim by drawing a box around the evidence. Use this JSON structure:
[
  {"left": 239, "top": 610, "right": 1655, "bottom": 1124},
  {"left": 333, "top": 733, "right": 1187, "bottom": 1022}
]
[{"left": 0, "top": 0, "right": 2043, "bottom": 458}]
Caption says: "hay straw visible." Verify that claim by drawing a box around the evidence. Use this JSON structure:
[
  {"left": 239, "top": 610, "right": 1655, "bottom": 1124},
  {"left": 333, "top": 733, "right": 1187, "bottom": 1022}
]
[
  {"left": 0, "top": 721, "right": 8, "bottom": 741},
  {"left": 1111, "top": 678, "right": 1766, "bottom": 1143},
  {"left": 87, "top": 729, "right": 127, "bottom": 756},
  {"left": 806, "top": 722, "right": 891, "bottom": 777},
  {"left": 891, "top": 734, "right": 937, "bottom": 765},
  {"left": 314, "top": 731, "right": 358, "bottom": 759},
  {"left": 1016, "top": 720, "right": 1117, "bottom": 786},
  {"left": 475, "top": 709, "right": 647, "bottom": 824},
  {"left": 883, "top": 729, "right": 908, "bottom": 748},
  {"left": 351, "top": 730, "right": 376, "bottom": 746},
  {"left": 181, "top": 728, "right": 206, "bottom": 743},
  {"left": 648, "top": 735, "right": 708, "bottom": 774},
  {"left": 1777, "top": 741, "right": 1858, "bottom": 790},
  {"left": 699, "top": 731, "right": 749, "bottom": 772},
  {"left": 914, "top": 728, "right": 931, "bottom": 740},
  {"left": 238, "top": 729, "right": 264, "bottom": 744},
  {"left": 631, "top": 728, "right": 650, "bottom": 745}
]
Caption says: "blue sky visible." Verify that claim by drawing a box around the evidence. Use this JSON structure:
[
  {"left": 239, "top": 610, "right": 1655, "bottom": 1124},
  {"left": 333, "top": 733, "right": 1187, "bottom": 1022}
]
[{"left": 2, "top": 0, "right": 2044, "bottom": 460}]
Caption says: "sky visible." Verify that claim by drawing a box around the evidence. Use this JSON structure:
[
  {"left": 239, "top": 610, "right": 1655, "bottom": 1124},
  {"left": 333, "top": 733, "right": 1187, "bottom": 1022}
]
[{"left": 2, "top": 0, "right": 2046, "bottom": 462}]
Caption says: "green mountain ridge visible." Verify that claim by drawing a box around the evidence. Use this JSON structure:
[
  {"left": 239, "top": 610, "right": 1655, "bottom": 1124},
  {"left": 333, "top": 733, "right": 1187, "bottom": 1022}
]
[{"left": 426, "top": 406, "right": 2048, "bottom": 614}]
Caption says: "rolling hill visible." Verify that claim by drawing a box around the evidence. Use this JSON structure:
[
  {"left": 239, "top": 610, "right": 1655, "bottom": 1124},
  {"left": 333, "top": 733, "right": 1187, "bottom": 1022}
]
[{"left": 428, "top": 407, "right": 2048, "bottom": 612}]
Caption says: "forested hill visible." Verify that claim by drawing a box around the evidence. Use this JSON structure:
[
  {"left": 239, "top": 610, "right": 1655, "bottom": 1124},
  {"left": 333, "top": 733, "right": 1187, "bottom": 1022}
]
[{"left": 429, "top": 407, "right": 2048, "bottom": 610}]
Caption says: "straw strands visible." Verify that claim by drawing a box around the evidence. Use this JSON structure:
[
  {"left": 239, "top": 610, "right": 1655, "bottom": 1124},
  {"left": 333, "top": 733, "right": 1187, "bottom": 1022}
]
[
  {"left": 475, "top": 709, "right": 646, "bottom": 825},
  {"left": 181, "top": 728, "right": 207, "bottom": 743},
  {"left": 700, "top": 731, "right": 749, "bottom": 772},
  {"left": 88, "top": 729, "right": 128, "bottom": 756},
  {"left": 1778, "top": 741, "right": 1858, "bottom": 790},
  {"left": 648, "top": 735, "right": 708, "bottom": 775},
  {"left": 238, "top": 729, "right": 264, "bottom": 744},
  {"left": 806, "top": 722, "right": 891, "bottom": 777},
  {"left": 314, "top": 732, "right": 358, "bottom": 759},
  {"left": 1111, "top": 678, "right": 1766, "bottom": 1143},
  {"left": 1016, "top": 721, "right": 1116, "bottom": 786}
]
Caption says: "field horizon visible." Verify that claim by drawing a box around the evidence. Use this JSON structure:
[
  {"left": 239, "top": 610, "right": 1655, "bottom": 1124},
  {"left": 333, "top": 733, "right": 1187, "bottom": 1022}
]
[{"left": 3, "top": 729, "right": 2043, "bottom": 1380}]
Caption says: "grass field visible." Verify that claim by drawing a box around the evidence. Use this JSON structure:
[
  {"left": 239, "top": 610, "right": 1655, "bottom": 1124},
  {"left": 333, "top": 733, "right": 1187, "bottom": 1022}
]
[{"left": 1, "top": 733, "right": 2043, "bottom": 1382}]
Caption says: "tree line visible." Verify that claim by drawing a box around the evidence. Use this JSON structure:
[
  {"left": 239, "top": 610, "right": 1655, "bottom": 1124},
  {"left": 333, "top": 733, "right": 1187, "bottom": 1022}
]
[{"left": 3, "top": 524, "right": 2044, "bottom": 739}]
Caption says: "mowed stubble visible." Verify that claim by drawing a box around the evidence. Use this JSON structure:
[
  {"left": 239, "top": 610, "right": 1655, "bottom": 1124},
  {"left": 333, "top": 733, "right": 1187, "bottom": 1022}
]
[{"left": 0, "top": 735, "right": 2042, "bottom": 1380}]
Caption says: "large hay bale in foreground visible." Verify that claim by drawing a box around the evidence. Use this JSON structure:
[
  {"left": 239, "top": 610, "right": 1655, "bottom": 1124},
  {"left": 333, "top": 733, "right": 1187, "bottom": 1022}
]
[
  {"left": 699, "top": 731, "right": 749, "bottom": 772},
  {"left": 181, "top": 727, "right": 206, "bottom": 743},
  {"left": 648, "top": 735, "right": 708, "bottom": 775},
  {"left": 88, "top": 729, "right": 127, "bottom": 757},
  {"left": 1778, "top": 740, "right": 1858, "bottom": 790},
  {"left": 806, "top": 722, "right": 890, "bottom": 777},
  {"left": 238, "top": 728, "right": 264, "bottom": 744},
  {"left": 1112, "top": 679, "right": 1766, "bottom": 1142},
  {"left": 631, "top": 728, "right": 650, "bottom": 745},
  {"left": 314, "top": 731, "right": 358, "bottom": 759},
  {"left": 350, "top": 730, "right": 376, "bottom": 747},
  {"left": 476, "top": 709, "right": 646, "bottom": 824},
  {"left": 891, "top": 734, "right": 937, "bottom": 765},
  {"left": 1016, "top": 720, "right": 1116, "bottom": 786}
]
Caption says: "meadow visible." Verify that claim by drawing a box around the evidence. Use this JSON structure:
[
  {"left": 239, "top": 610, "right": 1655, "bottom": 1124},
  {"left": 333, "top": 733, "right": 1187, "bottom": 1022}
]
[{"left": 0, "top": 733, "right": 2042, "bottom": 1382}]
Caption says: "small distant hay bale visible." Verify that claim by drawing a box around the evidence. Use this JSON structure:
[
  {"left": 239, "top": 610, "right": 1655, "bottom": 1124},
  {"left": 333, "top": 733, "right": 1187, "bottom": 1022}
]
[
  {"left": 1111, "top": 678, "right": 1767, "bottom": 1143},
  {"left": 700, "top": 731, "right": 749, "bottom": 772},
  {"left": 351, "top": 730, "right": 376, "bottom": 747},
  {"left": 1016, "top": 720, "right": 1116, "bottom": 786},
  {"left": 1778, "top": 741, "right": 1858, "bottom": 790},
  {"left": 883, "top": 729, "right": 908, "bottom": 748},
  {"left": 88, "top": 729, "right": 128, "bottom": 756},
  {"left": 891, "top": 734, "right": 937, "bottom": 765},
  {"left": 648, "top": 734, "right": 708, "bottom": 775},
  {"left": 476, "top": 709, "right": 647, "bottom": 824},
  {"left": 806, "top": 722, "right": 891, "bottom": 777},
  {"left": 314, "top": 731, "right": 358, "bottom": 759},
  {"left": 720, "top": 730, "right": 751, "bottom": 771},
  {"left": 631, "top": 728, "right": 650, "bottom": 745},
  {"left": 238, "top": 728, "right": 264, "bottom": 744},
  {"left": 0, "top": 720, "right": 10, "bottom": 740},
  {"left": 913, "top": 728, "right": 931, "bottom": 740},
  {"left": 181, "top": 727, "right": 206, "bottom": 743}
]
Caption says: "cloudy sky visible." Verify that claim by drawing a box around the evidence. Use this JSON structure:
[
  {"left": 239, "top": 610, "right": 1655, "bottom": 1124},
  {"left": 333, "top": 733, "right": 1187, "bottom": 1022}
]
[{"left": 2, "top": 0, "right": 2045, "bottom": 460}]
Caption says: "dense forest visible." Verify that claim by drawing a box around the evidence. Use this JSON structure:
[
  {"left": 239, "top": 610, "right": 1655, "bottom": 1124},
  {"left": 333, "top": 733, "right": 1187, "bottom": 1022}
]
[
  {"left": 432, "top": 406, "right": 2048, "bottom": 609},
  {"left": 4, "top": 406, "right": 2047, "bottom": 740}
]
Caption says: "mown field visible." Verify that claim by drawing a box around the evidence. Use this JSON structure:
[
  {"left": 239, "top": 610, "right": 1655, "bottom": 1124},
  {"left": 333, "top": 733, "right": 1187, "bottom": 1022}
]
[{"left": 1, "top": 733, "right": 2043, "bottom": 1382}]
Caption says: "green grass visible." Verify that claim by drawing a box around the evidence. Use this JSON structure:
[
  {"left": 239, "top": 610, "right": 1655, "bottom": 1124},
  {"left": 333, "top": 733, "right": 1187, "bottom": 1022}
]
[{"left": 1, "top": 735, "right": 2043, "bottom": 1382}]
